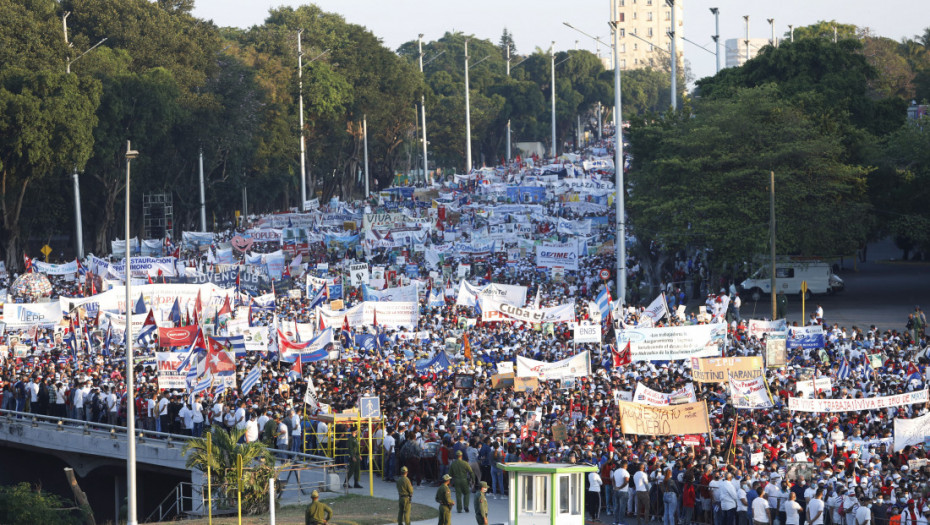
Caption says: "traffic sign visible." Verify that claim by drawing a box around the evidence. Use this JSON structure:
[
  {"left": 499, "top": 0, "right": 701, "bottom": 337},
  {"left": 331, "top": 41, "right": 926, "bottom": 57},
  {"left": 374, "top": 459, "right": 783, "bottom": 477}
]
[
  {"left": 800, "top": 281, "right": 808, "bottom": 294},
  {"left": 599, "top": 269, "right": 610, "bottom": 280},
  {"left": 40, "top": 244, "right": 52, "bottom": 262},
  {"left": 359, "top": 396, "right": 381, "bottom": 419}
]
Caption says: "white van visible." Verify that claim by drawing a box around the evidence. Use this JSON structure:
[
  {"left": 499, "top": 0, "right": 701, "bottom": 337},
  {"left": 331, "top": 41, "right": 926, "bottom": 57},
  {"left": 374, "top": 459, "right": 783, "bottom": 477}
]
[{"left": 740, "top": 261, "right": 844, "bottom": 301}]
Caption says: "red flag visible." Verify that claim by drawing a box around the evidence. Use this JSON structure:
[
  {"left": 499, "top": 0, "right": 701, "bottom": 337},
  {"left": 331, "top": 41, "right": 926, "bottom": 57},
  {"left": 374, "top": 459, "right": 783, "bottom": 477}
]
[
  {"left": 147, "top": 274, "right": 154, "bottom": 285},
  {"left": 23, "top": 254, "right": 33, "bottom": 272},
  {"left": 607, "top": 428, "right": 615, "bottom": 453},
  {"left": 342, "top": 315, "right": 350, "bottom": 333},
  {"left": 611, "top": 342, "right": 631, "bottom": 367},
  {"left": 318, "top": 311, "right": 325, "bottom": 331},
  {"left": 372, "top": 309, "right": 378, "bottom": 329},
  {"left": 218, "top": 295, "right": 232, "bottom": 317},
  {"left": 485, "top": 266, "right": 492, "bottom": 281},
  {"left": 194, "top": 290, "right": 202, "bottom": 315}
]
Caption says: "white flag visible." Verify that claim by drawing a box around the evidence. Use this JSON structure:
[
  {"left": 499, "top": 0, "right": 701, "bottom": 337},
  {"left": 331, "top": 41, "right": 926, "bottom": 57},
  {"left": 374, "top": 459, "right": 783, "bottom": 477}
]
[
  {"left": 303, "top": 375, "right": 320, "bottom": 409},
  {"left": 642, "top": 293, "right": 669, "bottom": 324}
]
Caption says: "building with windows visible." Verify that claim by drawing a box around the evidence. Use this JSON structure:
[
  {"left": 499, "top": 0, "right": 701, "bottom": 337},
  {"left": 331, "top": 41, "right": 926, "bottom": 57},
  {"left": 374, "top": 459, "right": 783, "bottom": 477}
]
[
  {"left": 724, "top": 38, "right": 772, "bottom": 67},
  {"left": 613, "top": 0, "right": 684, "bottom": 71}
]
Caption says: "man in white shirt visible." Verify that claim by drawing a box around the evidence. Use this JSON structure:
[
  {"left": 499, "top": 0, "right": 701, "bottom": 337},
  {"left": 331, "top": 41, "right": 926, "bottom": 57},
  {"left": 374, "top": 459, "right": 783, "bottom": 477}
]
[
  {"left": 382, "top": 431, "right": 396, "bottom": 481},
  {"left": 157, "top": 392, "right": 170, "bottom": 432},
  {"left": 632, "top": 463, "right": 650, "bottom": 525},
  {"left": 854, "top": 497, "right": 871, "bottom": 525},
  {"left": 191, "top": 396, "right": 204, "bottom": 437},
  {"left": 720, "top": 473, "right": 740, "bottom": 525},
  {"left": 843, "top": 487, "right": 860, "bottom": 525},
  {"left": 178, "top": 403, "right": 193, "bottom": 435},
  {"left": 234, "top": 401, "right": 247, "bottom": 432},
  {"left": 244, "top": 414, "right": 259, "bottom": 443},
  {"left": 289, "top": 410, "right": 301, "bottom": 453},
  {"left": 106, "top": 386, "right": 119, "bottom": 426},
  {"left": 753, "top": 492, "right": 772, "bottom": 525},
  {"left": 808, "top": 489, "right": 825, "bottom": 525},
  {"left": 613, "top": 460, "right": 631, "bottom": 525},
  {"left": 737, "top": 481, "right": 749, "bottom": 525}
]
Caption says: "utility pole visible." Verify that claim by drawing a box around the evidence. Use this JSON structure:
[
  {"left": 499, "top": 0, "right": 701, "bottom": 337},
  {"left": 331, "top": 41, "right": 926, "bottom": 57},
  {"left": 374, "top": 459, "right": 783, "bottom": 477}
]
[
  {"left": 768, "top": 18, "right": 776, "bottom": 47},
  {"left": 506, "top": 45, "right": 512, "bottom": 162},
  {"left": 770, "top": 170, "right": 777, "bottom": 320},
  {"left": 73, "top": 167, "right": 83, "bottom": 259},
  {"left": 788, "top": 25, "right": 794, "bottom": 42},
  {"left": 550, "top": 41, "right": 557, "bottom": 158},
  {"left": 611, "top": 0, "right": 626, "bottom": 305},
  {"left": 417, "top": 35, "right": 429, "bottom": 185},
  {"left": 297, "top": 30, "right": 307, "bottom": 210},
  {"left": 464, "top": 39, "right": 472, "bottom": 173},
  {"left": 667, "top": 0, "right": 677, "bottom": 110},
  {"left": 710, "top": 8, "right": 721, "bottom": 73},
  {"left": 198, "top": 148, "right": 206, "bottom": 232},
  {"left": 744, "top": 16, "right": 751, "bottom": 63},
  {"left": 124, "top": 140, "right": 139, "bottom": 525},
  {"left": 363, "top": 115, "right": 370, "bottom": 197}
]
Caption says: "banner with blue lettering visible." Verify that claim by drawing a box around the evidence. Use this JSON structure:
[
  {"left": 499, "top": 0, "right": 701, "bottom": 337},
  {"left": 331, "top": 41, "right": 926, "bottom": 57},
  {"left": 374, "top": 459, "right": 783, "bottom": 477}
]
[{"left": 788, "top": 325, "right": 825, "bottom": 350}]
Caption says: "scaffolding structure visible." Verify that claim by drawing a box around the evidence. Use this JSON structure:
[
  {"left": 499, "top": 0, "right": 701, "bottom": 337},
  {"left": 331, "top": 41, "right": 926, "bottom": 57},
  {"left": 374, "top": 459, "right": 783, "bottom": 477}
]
[
  {"left": 143, "top": 193, "right": 173, "bottom": 241},
  {"left": 302, "top": 413, "right": 385, "bottom": 477}
]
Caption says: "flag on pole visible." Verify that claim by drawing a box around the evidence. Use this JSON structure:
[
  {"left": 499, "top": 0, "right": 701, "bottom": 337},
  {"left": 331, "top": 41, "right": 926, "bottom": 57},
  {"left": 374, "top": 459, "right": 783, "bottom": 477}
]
[
  {"left": 133, "top": 293, "right": 146, "bottom": 314},
  {"left": 169, "top": 298, "right": 182, "bottom": 326},
  {"left": 463, "top": 332, "right": 472, "bottom": 361},
  {"left": 192, "top": 374, "right": 213, "bottom": 396},
  {"left": 303, "top": 374, "right": 320, "bottom": 409},
  {"left": 240, "top": 365, "right": 261, "bottom": 396},
  {"left": 287, "top": 355, "right": 303, "bottom": 381},
  {"left": 610, "top": 342, "right": 631, "bottom": 367},
  {"left": 837, "top": 359, "right": 851, "bottom": 380},
  {"left": 642, "top": 293, "right": 669, "bottom": 324},
  {"left": 595, "top": 286, "right": 612, "bottom": 318},
  {"left": 136, "top": 309, "right": 157, "bottom": 347}
]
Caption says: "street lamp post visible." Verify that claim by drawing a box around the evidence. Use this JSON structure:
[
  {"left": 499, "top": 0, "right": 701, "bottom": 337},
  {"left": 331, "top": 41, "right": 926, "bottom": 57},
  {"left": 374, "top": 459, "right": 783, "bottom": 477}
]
[
  {"left": 744, "top": 16, "right": 751, "bottom": 63},
  {"left": 788, "top": 25, "right": 794, "bottom": 42},
  {"left": 667, "top": 0, "right": 678, "bottom": 111},
  {"left": 550, "top": 42, "right": 557, "bottom": 158},
  {"left": 768, "top": 18, "right": 776, "bottom": 47},
  {"left": 417, "top": 35, "right": 429, "bottom": 185},
  {"left": 124, "top": 140, "right": 139, "bottom": 525},
  {"left": 464, "top": 39, "right": 472, "bottom": 173},
  {"left": 297, "top": 30, "right": 307, "bottom": 210},
  {"left": 73, "top": 168, "right": 83, "bottom": 259},
  {"left": 710, "top": 8, "right": 721, "bottom": 74},
  {"left": 506, "top": 46, "right": 512, "bottom": 162}
]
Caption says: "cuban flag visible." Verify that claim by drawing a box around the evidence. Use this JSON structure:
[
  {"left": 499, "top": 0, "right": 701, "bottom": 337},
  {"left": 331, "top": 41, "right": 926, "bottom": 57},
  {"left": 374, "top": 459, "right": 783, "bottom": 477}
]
[
  {"left": 136, "top": 309, "right": 158, "bottom": 347},
  {"left": 307, "top": 284, "right": 329, "bottom": 310},
  {"left": 101, "top": 325, "right": 112, "bottom": 358},
  {"left": 191, "top": 374, "right": 213, "bottom": 396},
  {"left": 240, "top": 365, "right": 262, "bottom": 396},
  {"left": 287, "top": 355, "right": 303, "bottom": 381},
  {"left": 837, "top": 359, "right": 851, "bottom": 380},
  {"left": 906, "top": 363, "right": 923, "bottom": 384},
  {"left": 176, "top": 328, "right": 207, "bottom": 372}
]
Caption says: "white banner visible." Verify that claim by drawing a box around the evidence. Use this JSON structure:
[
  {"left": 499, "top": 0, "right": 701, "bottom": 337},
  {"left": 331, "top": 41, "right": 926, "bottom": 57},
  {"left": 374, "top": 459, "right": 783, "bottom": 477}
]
[
  {"left": 572, "top": 322, "right": 601, "bottom": 344},
  {"left": 32, "top": 260, "right": 79, "bottom": 275},
  {"left": 633, "top": 383, "right": 697, "bottom": 406},
  {"left": 227, "top": 318, "right": 269, "bottom": 351},
  {"left": 729, "top": 376, "right": 774, "bottom": 409},
  {"left": 4, "top": 302, "right": 63, "bottom": 328},
  {"left": 455, "top": 280, "right": 527, "bottom": 308},
  {"left": 318, "top": 301, "right": 418, "bottom": 329},
  {"left": 535, "top": 242, "right": 580, "bottom": 271},
  {"left": 617, "top": 323, "right": 726, "bottom": 362},
  {"left": 748, "top": 319, "right": 788, "bottom": 339},
  {"left": 364, "top": 284, "right": 418, "bottom": 303},
  {"left": 108, "top": 257, "right": 179, "bottom": 278},
  {"left": 642, "top": 293, "right": 669, "bottom": 324},
  {"left": 246, "top": 229, "right": 282, "bottom": 243},
  {"left": 516, "top": 351, "right": 591, "bottom": 381},
  {"left": 156, "top": 352, "right": 189, "bottom": 390},
  {"left": 894, "top": 412, "right": 930, "bottom": 451},
  {"left": 349, "top": 263, "right": 369, "bottom": 286},
  {"left": 796, "top": 377, "right": 832, "bottom": 398},
  {"left": 788, "top": 390, "right": 929, "bottom": 413},
  {"left": 481, "top": 299, "right": 575, "bottom": 324}
]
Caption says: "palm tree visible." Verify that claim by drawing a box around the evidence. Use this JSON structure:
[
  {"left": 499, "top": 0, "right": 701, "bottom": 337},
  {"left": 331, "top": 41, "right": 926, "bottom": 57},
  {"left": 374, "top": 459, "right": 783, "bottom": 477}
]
[{"left": 183, "top": 425, "right": 280, "bottom": 514}]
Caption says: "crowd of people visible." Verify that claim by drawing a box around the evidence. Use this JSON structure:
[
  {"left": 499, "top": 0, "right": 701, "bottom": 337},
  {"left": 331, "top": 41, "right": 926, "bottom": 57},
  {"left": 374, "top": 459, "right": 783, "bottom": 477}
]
[{"left": 0, "top": 138, "right": 928, "bottom": 525}]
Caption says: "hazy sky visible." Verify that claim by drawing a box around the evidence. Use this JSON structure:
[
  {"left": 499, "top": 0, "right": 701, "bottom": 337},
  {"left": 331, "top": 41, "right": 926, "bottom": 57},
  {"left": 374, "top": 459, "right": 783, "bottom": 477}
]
[{"left": 193, "top": 0, "right": 928, "bottom": 82}]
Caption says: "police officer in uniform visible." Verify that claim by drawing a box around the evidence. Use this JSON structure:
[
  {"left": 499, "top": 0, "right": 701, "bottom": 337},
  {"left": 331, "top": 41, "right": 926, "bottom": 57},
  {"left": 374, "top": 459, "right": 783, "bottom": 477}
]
[
  {"left": 475, "top": 481, "right": 489, "bottom": 525},
  {"left": 397, "top": 465, "right": 414, "bottom": 525},
  {"left": 449, "top": 450, "right": 474, "bottom": 513},
  {"left": 436, "top": 474, "right": 455, "bottom": 525},
  {"left": 305, "top": 490, "right": 332, "bottom": 525},
  {"left": 345, "top": 426, "right": 362, "bottom": 488}
]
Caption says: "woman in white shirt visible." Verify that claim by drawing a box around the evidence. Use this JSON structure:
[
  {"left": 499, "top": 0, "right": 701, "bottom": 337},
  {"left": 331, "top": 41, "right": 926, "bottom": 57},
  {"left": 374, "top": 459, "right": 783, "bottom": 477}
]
[
  {"left": 587, "top": 469, "right": 603, "bottom": 521},
  {"left": 785, "top": 492, "right": 803, "bottom": 525}
]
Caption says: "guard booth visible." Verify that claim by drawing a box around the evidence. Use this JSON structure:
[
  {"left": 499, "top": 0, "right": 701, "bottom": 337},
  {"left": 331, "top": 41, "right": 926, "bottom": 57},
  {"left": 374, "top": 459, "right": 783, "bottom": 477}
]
[{"left": 498, "top": 462, "right": 596, "bottom": 525}]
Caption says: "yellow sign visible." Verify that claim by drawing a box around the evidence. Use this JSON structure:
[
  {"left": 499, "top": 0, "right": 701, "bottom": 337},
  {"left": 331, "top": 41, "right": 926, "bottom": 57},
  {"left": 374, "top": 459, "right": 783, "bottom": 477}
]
[
  {"left": 618, "top": 400, "right": 711, "bottom": 436},
  {"left": 691, "top": 356, "right": 765, "bottom": 383},
  {"left": 40, "top": 244, "right": 52, "bottom": 262},
  {"left": 800, "top": 281, "right": 808, "bottom": 294},
  {"left": 329, "top": 299, "right": 345, "bottom": 311}
]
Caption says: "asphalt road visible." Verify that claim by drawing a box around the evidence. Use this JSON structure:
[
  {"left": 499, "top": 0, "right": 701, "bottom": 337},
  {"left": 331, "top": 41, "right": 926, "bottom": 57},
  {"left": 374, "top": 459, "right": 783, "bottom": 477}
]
[{"left": 739, "top": 239, "right": 930, "bottom": 332}]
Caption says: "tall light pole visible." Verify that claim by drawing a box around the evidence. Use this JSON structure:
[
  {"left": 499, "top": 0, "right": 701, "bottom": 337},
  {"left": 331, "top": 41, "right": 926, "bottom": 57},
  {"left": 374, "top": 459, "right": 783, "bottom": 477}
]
[
  {"left": 550, "top": 41, "right": 557, "bottom": 158},
  {"left": 362, "top": 115, "right": 369, "bottom": 196},
  {"left": 417, "top": 34, "right": 429, "bottom": 185},
  {"left": 124, "top": 140, "right": 139, "bottom": 525},
  {"left": 506, "top": 45, "right": 512, "bottom": 162},
  {"left": 610, "top": 2, "right": 626, "bottom": 305},
  {"left": 198, "top": 147, "right": 206, "bottom": 232},
  {"left": 667, "top": 0, "right": 678, "bottom": 110},
  {"left": 73, "top": 167, "right": 83, "bottom": 259},
  {"left": 464, "top": 39, "right": 472, "bottom": 173},
  {"left": 710, "top": 8, "right": 721, "bottom": 73},
  {"left": 744, "top": 16, "right": 751, "bottom": 63},
  {"left": 768, "top": 18, "right": 776, "bottom": 47},
  {"left": 297, "top": 30, "right": 307, "bottom": 210},
  {"left": 788, "top": 25, "right": 794, "bottom": 42}
]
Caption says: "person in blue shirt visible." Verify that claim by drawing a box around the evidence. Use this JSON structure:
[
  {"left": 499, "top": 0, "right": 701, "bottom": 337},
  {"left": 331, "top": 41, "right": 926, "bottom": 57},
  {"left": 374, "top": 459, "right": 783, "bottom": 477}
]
[{"left": 746, "top": 481, "right": 760, "bottom": 525}]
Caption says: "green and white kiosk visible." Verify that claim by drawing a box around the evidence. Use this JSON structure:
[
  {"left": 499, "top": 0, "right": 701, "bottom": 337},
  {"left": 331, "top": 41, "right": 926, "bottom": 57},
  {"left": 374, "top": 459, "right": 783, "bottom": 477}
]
[{"left": 498, "top": 462, "right": 597, "bottom": 525}]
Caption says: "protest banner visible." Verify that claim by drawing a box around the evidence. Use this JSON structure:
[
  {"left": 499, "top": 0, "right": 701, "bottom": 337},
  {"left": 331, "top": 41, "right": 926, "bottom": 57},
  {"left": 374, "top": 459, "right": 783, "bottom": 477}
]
[
  {"left": 748, "top": 319, "right": 788, "bottom": 339},
  {"left": 32, "top": 260, "right": 79, "bottom": 275},
  {"left": 796, "top": 377, "right": 832, "bottom": 398},
  {"left": 497, "top": 361, "right": 514, "bottom": 374},
  {"left": 481, "top": 299, "right": 575, "bottom": 324},
  {"left": 455, "top": 280, "right": 527, "bottom": 308},
  {"left": 788, "top": 325, "right": 825, "bottom": 349},
  {"left": 535, "top": 241, "right": 580, "bottom": 271},
  {"left": 894, "top": 411, "right": 930, "bottom": 451},
  {"left": 617, "top": 400, "right": 711, "bottom": 436},
  {"left": 226, "top": 319, "right": 269, "bottom": 351},
  {"left": 349, "top": 263, "right": 369, "bottom": 286},
  {"left": 514, "top": 376, "right": 540, "bottom": 392},
  {"left": 156, "top": 352, "right": 188, "bottom": 390},
  {"left": 491, "top": 373, "right": 515, "bottom": 389},
  {"left": 789, "top": 390, "right": 929, "bottom": 413},
  {"left": 765, "top": 332, "right": 788, "bottom": 368},
  {"left": 617, "top": 323, "right": 726, "bottom": 362},
  {"left": 362, "top": 283, "right": 418, "bottom": 302},
  {"left": 632, "top": 383, "right": 697, "bottom": 406},
  {"left": 728, "top": 375, "right": 774, "bottom": 409},
  {"left": 572, "top": 322, "right": 601, "bottom": 344},
  {"left": 317, "top": 301, "right": 419, "bottom": 329},
  {"left": 516, "top": 351, "right": 591, "bottom": 381},
  {"left": 690, "top": 356, "right": 765, "bottom": 383},
  {"left": 4, "top": 302, "right": 63, "bottom": 329}
]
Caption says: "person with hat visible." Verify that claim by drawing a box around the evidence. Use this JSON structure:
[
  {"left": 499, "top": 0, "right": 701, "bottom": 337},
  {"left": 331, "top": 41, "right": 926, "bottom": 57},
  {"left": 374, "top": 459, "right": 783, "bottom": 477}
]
[
  {"left": 304, "top": 489, "right": 332, "bottom": 525},
  {"left": 436, "top": 474, "right": 454, "bottom": 525},
  {"left": 474, "top": 481, "right": 489, "bottom": 525},
  {"left": 449, "top": 449, "right": 474, "bottom": 513},
  {"left": 345, "top": 426, "right": 362, "bottom": 489},
  {"left": 397, "top": 466, "right": 414, "bottom": 525}
]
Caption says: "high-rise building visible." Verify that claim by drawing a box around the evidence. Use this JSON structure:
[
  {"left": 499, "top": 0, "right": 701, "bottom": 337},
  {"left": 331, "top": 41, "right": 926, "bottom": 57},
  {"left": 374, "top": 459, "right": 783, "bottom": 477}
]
[
  {"left": 724, "top": 38, "right": 771, "bottom": 68},
  {"left": 613, "top": 0, "right": 684, "bottom": 71}
]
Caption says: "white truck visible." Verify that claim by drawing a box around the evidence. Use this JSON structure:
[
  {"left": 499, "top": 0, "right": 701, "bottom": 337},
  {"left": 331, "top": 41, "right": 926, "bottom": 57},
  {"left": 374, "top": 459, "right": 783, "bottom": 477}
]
[{"left": 740, "top": 260, "right": 844, "bottom": 301}]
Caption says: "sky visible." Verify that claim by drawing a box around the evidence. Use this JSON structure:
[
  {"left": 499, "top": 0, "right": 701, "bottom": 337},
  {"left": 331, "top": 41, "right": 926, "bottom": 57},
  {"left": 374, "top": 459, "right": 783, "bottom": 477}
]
[{"left": 192, "top": 0, "right": 928, "bottom": 83}]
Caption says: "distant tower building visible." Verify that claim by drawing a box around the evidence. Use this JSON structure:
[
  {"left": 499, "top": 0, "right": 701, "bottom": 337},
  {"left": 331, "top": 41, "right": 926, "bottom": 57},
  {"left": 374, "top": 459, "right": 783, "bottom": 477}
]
[
  {"left": 725, "top": 38, "right": 770, "bottom": 67},
  {"left": 614, "top": 0, "right": 684, "bottom": 71}
]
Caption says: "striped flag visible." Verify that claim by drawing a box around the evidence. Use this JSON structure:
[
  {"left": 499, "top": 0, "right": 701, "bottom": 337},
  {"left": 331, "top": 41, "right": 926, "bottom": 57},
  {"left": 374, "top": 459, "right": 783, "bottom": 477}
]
[
  {"left": 240, "top": 365, "right": 261, "bottom": 396},
  {"left": 192, "top": 374, "right": 213, "bottom": 395},
  {"left": 837, "top": 359, "right": 851, "bottom": 380},
  {"left": 596, "top": 286, "right": 612, "bottom": 318}
]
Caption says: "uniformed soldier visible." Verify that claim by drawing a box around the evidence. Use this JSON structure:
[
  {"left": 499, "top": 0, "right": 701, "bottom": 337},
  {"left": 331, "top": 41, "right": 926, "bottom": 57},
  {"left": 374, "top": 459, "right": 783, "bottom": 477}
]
[
  {"left": 396, "top": 465, "right": 414, "bottom": 525},
  {"left": 436, "top": 474, "right": 455, "bottom": 525},
  {"left": 448, "top": 450, "right": 474, "bottom": 513},
  {"left": 305, "top": 490, "right": 332, "bottom": 525},
  {"left": 345, "top": 426, "right": 362, "bottom": 488},
  {"left": 474, "top": 481, "right": 489, "bottom": 525}
]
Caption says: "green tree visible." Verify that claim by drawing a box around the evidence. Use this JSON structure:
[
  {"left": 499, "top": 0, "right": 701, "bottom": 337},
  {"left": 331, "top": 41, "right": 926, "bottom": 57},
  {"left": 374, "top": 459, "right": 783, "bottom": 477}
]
[
  {"left": 183, "top": 426, "right": 279, "bottom": 515},
  {"left": 627, "top": 85, "right": 871, "bottom": 286},
  {"left": 786, "top": 20, "right": 859, "bottom": 42},
  {"left": 0, "top": 482, "right": 85, "bottom": 525}
]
